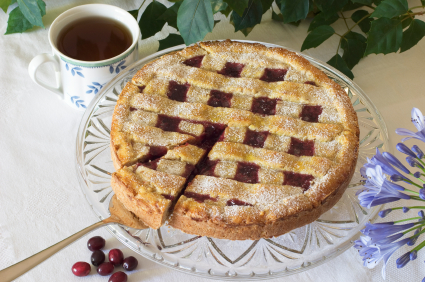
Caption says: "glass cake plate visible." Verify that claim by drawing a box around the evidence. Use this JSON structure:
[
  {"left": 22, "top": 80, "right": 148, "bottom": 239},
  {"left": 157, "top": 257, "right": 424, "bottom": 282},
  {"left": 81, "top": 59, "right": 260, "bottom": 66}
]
[{"left": 75, "top": 40, "right": 388, "bottom": 280}]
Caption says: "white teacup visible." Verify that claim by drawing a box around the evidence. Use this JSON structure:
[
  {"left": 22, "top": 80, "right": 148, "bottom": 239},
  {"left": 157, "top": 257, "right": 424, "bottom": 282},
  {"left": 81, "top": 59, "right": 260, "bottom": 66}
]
[{"left": 28, "top": 4, "right": 139, "bottom": 110}]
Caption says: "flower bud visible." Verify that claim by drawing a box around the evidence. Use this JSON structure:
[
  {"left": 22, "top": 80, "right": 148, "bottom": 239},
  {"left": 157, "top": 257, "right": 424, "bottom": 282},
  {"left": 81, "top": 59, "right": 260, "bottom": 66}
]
[{"left": 397, "top": 143, "right": 417, "bottom": 158}]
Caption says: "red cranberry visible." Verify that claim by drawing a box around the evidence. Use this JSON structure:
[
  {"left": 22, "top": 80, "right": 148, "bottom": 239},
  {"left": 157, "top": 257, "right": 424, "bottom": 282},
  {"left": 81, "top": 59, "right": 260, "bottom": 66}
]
[
  {"left": 91, "top": 250, "right": 105, "bottom": 266},
  {"left": 122, "top": 256, "right": 138, "bottom": 271},
  {"left": 71, "top": 261, "right": 91, "bottom": 277},
  {"left": 108, "top": 249, "right": 124, "bottom": 266},
  {"left": 87, "top": 236, "right": 105, "bottom": 251},
  {"left": 97, "top": 262, "right": 114, "bottom": 276},
  {"left": 108, "top": 271, "right": 128, "bottom": 282}
]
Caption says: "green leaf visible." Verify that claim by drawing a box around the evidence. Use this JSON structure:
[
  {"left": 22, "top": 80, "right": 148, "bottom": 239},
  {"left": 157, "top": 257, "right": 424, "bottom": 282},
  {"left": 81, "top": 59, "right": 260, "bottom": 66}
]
[
  {"left": 301, "top": 25, "right": 335, "bottom": 51},
  {"left": 158, "top": 34, "right": 185, "bottom": 51},
  {"left": 315, "top": 0, "right": 348, "bottom": 13},
  {"left": 278, "top": 0, "right": 309, "bottom": 23},
  {"left": 327, "top": 54, "right": 354, "bottom": 79},
  {"left": 211, "top": 0, "right": 228, "bottom": 14},
  {"left": 221, "top": 5, "right": 232, "bottom": 16},
  {"left": 342, "top": 2, "right": 364, "bottom": 11},
  {"left": 231, "top": 0, "right": 262, "bottom": 36},
  {"left": 139, "top": 1, "right": 167, "bottom": 39},
  {"left": 308, "top": 11, "right": 338, "bottom": 31},
  {"left": 350, "top": 0, "right": 373, "bottom": 4},
  {"left": 261, "top": 0, "right": 273, "bottom": 13},
  {"left": 177, "top": 0, "right": 214, "bottom": 45},
  {"left": 365, "top": 17, "right": 402, "bottom": 55},
  {"left": 5, "top": 5, "right": 33, "bottom": 34},
  {"left": 352, "top": 10, "right": 372, "bottom": 33},
  {"left": 422, "top": 0, "right": 425, "bottom": 6},
  {"left": 159, "top": 2, "right": 180, "bottom": 30},
  {"left": 36, "top": 0, "right": 44, "bottom": 16},
  {"left": 128, "top": 9, "right": 138, "bottom": 20},
  {"left": 373, "top": 0, "right": 383, "bottom": 5},
  {"left": 272, "top": 10, "right": 284, "bottom": 22},
  {"left": 400, "top": 19, "right": 425, "bottom": 52},
  {"left": 224, "top": 0, "right": 249, "bottom": 16},
  {"left": 0, "top": 0, "right": 12, "bottom": 13},
  {"left": 371, "top": 0, "right": 408, "bottom": 18},
  {"left": 341, "top": 31, "right": 366, "bottom": 69},
  {"left": 17, "top": 0, "right": 44, "bottom": 27}
]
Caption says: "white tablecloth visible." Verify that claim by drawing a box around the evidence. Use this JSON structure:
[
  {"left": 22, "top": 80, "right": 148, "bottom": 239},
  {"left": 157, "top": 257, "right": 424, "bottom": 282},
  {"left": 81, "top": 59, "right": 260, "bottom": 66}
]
[{"left": 1, "top": 1, "right": 425, "bottom": 281}]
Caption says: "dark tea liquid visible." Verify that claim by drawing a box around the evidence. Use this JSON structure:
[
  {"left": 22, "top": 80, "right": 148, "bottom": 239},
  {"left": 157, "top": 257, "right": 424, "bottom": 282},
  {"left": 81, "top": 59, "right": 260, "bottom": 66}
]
[{"left": 57, "top": 17, "right": 132, "bottom": 61}]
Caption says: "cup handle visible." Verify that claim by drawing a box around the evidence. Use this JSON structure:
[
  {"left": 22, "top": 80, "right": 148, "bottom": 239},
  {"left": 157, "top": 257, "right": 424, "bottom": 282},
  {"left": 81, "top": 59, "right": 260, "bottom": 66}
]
[{"left": 28, "top": 53, "right": 63, "bottom": 99}]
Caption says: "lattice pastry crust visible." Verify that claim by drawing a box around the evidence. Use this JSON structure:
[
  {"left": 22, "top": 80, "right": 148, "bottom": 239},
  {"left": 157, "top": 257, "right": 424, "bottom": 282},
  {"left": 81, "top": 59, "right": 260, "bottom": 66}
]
[{"left": 110, "top": 40, "right": 359, "bottom": 240}]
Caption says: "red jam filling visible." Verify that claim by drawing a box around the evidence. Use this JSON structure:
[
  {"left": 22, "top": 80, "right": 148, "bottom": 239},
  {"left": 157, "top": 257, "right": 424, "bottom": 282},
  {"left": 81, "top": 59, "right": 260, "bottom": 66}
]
[
  {"left": 199, "top": 159, "right": 218, "bottom": 176},
  {"left": 156, "top": 114, "right": 181, "bottom": 132},
  {"left": 304, "top": 81, "right": 317, "bottom": 86},
  {"left": 183, "top": 55, "right": 204, "bottom": 68},
  {"left": 182, "top": 164, "right": 196, "bottom": 178},
  {"left": 226, "top": 199, "right": 253, "bottom": 206},
  {"left": 217, "top": 62, "right": 244, "bottom": 78},
  {"left": 234, "top": 162, "right": 260, "bottom": 184},
  {"left": 287, "top": 137, "right": 315, "bottom": 156},
  {"left": 184, "top": 191, "right": 218, "bottom": 203},
  {"left": 138, "top": 85, "right": 146, "bottom": 92},
  {"left": 167, "top": 81, "right": 190, "bottom": 102},
  {"left": 251, "top": 97, "right": 278, "bottom": 115},
  {"left": 300, "top": 105, "right": 322, "bottom": 122},
  {"left": 130, "top": 107, "right": 138, "bottom": 111},
  {"left": 283, "top": 171, "right": 314, "bottom": 191},
  {"left": 208, "top": 90, "right": 233, "bottom": 108},
  {"left": 148, "top": 146, "right": 168, "bottom": 160},
  {"left": 162, "top": 194, "right": 175, "bottom": 201},
  {"left": 260, "top": 68, "right": 287, "bottom": 82},
  {"left": 141, "top": 159, "right": 159, "bottom": 170},
  {"left": 243, "top": 129, "right": 269, "bottom": 148}
]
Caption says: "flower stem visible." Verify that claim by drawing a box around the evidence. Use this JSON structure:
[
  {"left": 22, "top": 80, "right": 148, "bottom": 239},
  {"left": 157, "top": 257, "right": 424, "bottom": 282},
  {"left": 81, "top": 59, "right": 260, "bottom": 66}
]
[
  {"left": 396, "top": 217, "right": 423, "bottom": 224},
  {"left": 403, "top": 221, "right": 425, "bottom": 234},
  {"left": 412, "top": 237, "right": 425, "bottom": 252},
  {"left": 393, "top": 206, "right": 425, "bottom": 211},
  {"left": 405, "top": 188, "right": 420, "bottom": 195},
  {"left": 411, "top": 196, "right": 425, "bottom": 202}
]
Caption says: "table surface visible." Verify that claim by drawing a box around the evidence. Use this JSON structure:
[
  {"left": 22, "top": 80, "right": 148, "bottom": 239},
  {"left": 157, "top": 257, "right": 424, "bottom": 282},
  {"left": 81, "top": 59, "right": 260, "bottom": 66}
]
[{"left": 1, "top": 1, "right": 424, "bottom": 281}]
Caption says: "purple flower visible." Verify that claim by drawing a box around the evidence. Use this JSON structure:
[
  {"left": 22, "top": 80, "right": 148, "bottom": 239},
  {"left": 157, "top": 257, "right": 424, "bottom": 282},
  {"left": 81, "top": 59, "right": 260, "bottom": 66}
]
[
  {"left": 403, "top": 207, "right": 410, "bottom": 213},
  {"left": 361, "top": 222, "right": 415, "bottom": 239},
  {"left": 383, "top": 152, "right": 410, "bottom": 174},
  {"left": 406, "top": 156, "right": 424, "bottom": 169},
  {"left": 379, "top": 209, "right": 392, "bottom": 218},
  {"left": 407, "top": 227, "right": 421, "bottom": 246},
  {"left": 356, "top": 166, "right": 410, "bottom": 208},
  {"left": 396, "top": 251, "right": 411, "bottom": 268},
  {"left": 361, "top": 148, "right": 404, "bottom": 178},
  {"left": 396, "top": 108, "right": 425, "bottom": 143},
  {"left": 412, "top": 145, "right": 424, "bottom": 159},
  {"left": 410, "top": 250, "right": 417, "bottom": 260},
  {"left": 391, "top": 174, "right": 408, "bottom": 182},
  {"left": 420, "top": 189, "right": 425, "bottom": 200},
  {"left": 397, "top": 143, "right": 417, "bottom": 158},
  {"left": 356, "top": 236, "right": 409, "bottom": 279},
  {"left": 414, "top": 171, "right": 421, "bottom": 178}
]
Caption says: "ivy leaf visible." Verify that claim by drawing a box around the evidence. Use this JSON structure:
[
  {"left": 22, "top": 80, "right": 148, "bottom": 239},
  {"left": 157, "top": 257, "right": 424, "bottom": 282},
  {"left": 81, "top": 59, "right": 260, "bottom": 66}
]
[
  {"left": 315, "top": 0, "right": 348, "bottom": 13},
  {"left": 341, "top": 31, "right": 366, "bottom": 69},
  {"left": 139, "top": 1, "right": 167, "bottom": 39},
  {"left": 400, "top": 19, "right": 425, "bottom": 52},
  {"left": 352, "top": 10, "right": 372, "bottom": 33},
  {"left": 0, "top": 0, "right": 11, "bottom": 13},
  {"left": 350, "top": 0, "right": 373, "bottom": 4},
  {"left": 278, "top": 0, "right": 309, "bottom": 24},
  {"left": 308, "top": 11, "right": 338, "bottom": 32},
  {"left": 159, "top": 2, "right": 180, "bottom": 30},
  {"left": 342, "top": 2, "right": 364, "bottom": 11},
  {"left": 327, "top": 54, "right": 354, "bottom": 79},
  {"left": 221, "top": 5, "right": 232, "bottom": 16},
  {"left": 374, "top": 0, "right": 383, "bottom": 5},
  {"left": 158, "top": 34, "right": 185, "bottom": 51},
  {"left": 224, "top": 0, "right": 249, "bottom": 16},
  {"left": 231, "top": 0, "right": 262, "bottom": 36},
  {"left": 5, "top": 5, "right": 33, "bottom": 34},
  {"left": 422, "top": 0, "right": 425, "bottom": 6},
  {"left": 177, "top": 0, "right": 214, "bottom": 45},
  {"left": 365, "top": 17, "right": 402, "bottom": 55},
  {"left": 17, "top": 0, "right": 44, "bottom": 27},
  {"left": 261, "top": 0, "right": 273, "bottom": 13},
  {"left": 301, "top": 25, "right": 335, "bottom": 51},
  {"left": 371, "top": 0, "right": 408, "bottom": 19},
  {"left": 211, "top": 0, "right": 228, "bottom": 14},
  {"left": 128, "top": 9, "right": 138, "bottom": 20},
  {"left": 36, "top": 0, "right": 44, "bottom": 16}
]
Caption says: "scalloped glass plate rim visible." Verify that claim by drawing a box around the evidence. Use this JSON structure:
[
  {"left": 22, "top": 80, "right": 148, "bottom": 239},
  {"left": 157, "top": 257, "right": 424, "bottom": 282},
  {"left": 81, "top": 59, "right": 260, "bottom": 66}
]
[{"left": 76, "top": 40, "right": 386, "bottom": 280}]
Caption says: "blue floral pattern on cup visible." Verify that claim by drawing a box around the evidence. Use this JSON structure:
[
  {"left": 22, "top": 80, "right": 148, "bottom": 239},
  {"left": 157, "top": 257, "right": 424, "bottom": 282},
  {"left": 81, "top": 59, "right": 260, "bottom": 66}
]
[
  {"left": 71, "top": 96, "right": 86, "bottom": 108},
  {"left": 86, "top": 82, "right": 105, "bottom": 94},
  {"left": 65, "top": 63, "right": 85, "bottom": 77},
  {"left": 109, "top": 60, "right": 127, "bottom": 74}
]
